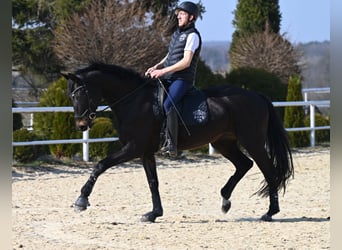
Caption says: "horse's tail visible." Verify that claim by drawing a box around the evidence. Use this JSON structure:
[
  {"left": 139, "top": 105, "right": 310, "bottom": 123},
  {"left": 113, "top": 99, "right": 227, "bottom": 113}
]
[{"left": 259, "top": 95, "right": 294, "bottom": 197}]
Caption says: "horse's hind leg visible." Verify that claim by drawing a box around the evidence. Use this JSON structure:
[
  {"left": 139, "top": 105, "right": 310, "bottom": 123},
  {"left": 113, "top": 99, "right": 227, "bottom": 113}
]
[
  {"left": 211, "top": 139, "right": 253, "bottom": 214},
  {"left": 244, "top": 144, "right": 280, "bottom": 221}
]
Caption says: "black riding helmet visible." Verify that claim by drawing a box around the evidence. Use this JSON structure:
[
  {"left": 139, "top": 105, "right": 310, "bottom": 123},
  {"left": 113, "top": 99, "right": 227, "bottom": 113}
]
[{"left": 175, "top": 1, "right": 199, "bottom": 21}]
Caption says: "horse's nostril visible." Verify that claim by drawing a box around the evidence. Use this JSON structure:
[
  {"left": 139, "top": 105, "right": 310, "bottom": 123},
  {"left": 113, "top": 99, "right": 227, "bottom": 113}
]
[
  {"left": 78, "top": 125, "right": 88, "bottom": 131},
  {"left": 76, "top": 119, "right": 89, "bottom": 131}
]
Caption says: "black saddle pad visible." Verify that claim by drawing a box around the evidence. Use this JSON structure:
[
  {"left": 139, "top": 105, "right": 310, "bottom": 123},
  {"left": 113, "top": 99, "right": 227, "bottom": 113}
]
[
  {"left": 152, "top": 83, "right": 209, "bottom": 126},
  {"left": 176, "top": 87, "right": 209, "bottom": 126}
]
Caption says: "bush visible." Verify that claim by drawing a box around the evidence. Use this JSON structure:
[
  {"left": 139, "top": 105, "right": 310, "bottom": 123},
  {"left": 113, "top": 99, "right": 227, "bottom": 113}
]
[
  {"left": 34, "top": 77, "right": 82, "bottom": 158},
  {"left": 304, "top": 113, "right": 330, "bottom": 143},
  {"left": 284, "top": 75, "right": 310, "bottom": 147},
  {"left": 226, "top": 67, "right": 287, "bottom": 101},
  {"left": 89, "top": 117, "right": 121, "bottom": 160},
  {"left": 13, "top": 129, "right": 48, "bottom": 163},
  {"left": 12, "top": 99, "right": 23, "bottom": 131},
  {"left": 195, "top": 60, "right": 226, "bottom": 89}
]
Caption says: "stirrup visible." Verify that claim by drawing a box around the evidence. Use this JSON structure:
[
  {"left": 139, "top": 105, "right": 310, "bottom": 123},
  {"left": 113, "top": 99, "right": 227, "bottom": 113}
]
[{"left": 160, "top": 139, "right": 177, "bottom": 157}]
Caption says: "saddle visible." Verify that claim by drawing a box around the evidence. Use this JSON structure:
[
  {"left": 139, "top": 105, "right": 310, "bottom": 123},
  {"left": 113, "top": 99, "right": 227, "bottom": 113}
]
[{"left": 156, "top": 81, "right": 209, "bottom": 126}]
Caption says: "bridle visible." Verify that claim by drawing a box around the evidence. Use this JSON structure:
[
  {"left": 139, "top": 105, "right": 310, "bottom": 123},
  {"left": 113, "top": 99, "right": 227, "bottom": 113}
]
[{"left": 70, "top": 84, "right": 97, "bottom": 121}]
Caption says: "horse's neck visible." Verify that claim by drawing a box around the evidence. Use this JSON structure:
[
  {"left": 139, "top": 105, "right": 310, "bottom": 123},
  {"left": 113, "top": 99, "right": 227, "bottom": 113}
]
[
  {"left": 108, "top": 85, "right": 155, "bottom": 137},
  {"left": 105, "top": 80, "right": 152, "bottom": 113},
  {"left": 101, "top": 77, "right": 140, "bottom": 104}
]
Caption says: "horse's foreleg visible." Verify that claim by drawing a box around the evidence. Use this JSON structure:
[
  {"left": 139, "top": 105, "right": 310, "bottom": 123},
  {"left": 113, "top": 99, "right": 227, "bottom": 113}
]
[
  {"left": 74, "top": 162, "right": 107, "bottom": 212},
  {"left": 74, "top": 145, "right": 136, "bottom": 212},
  {"left": 141, "top": 154, "right": 163, "bottom": 223}
]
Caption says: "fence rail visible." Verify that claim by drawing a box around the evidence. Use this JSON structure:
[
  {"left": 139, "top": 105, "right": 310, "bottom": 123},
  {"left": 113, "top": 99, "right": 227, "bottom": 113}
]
[{"left": 13, "top": 99, "right": 330, "bottom": 161}]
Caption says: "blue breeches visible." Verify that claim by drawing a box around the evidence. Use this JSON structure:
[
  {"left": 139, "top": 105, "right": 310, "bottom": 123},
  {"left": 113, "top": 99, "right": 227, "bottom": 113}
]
[{"left": 163, "top": 79, "right": 192, "bottom": 113}]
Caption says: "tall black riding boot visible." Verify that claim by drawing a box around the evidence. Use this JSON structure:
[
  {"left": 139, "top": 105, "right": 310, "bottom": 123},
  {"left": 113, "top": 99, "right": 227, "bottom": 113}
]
[{"left": 160, "top": 107, "right": 178, "bottom": 157}]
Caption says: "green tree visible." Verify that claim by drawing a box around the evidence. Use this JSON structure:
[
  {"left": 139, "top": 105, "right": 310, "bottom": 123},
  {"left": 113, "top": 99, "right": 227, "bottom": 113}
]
[
  {"left": 232, "top": 0, "right": 281, "bottom": 37},
  {"left": 230, "top": 0, "right": 281, "bottom": 55},
  {"left": 231, "top": 0, "right": 281, "bottom": 52},
  {"left": 229, "top": 0, "right": 299, "bottom": 85},
  {"left": 284, "top": 75, "right": 309, "bottom": 147},
  {"left": 12, "top": 0, "right": 91, "bottom": 83},
  {"left": 141, "top": 0, "right": 178, "bottom": 16}
]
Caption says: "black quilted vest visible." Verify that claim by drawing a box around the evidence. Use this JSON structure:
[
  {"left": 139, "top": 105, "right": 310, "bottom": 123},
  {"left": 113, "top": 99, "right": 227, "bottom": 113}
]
[{"left": 163, "top": 23, "right": 202, "bottom": 85}]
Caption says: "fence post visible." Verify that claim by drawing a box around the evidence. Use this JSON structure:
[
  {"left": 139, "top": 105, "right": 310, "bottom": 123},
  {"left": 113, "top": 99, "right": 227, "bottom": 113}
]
[
  {"left": 310, "top": 104, "right": 315, "bottom": 147},
  {"left": 29, "top": 113, "right": 34, "bottom": 130},
  {"left": 209, "top": 143, "right": 215, "bottom": 155},
  {"left": 83, "top": 130, "right": 89, "bottom": 161},
  {"left": 304, "top": 92, "right": 308, "bottom": 115}
]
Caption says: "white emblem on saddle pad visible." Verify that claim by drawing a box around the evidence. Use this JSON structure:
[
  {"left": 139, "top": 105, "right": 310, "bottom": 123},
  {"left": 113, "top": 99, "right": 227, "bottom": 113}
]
[{"left": 193, "top": 101, "right": 207, "bottom": 123}]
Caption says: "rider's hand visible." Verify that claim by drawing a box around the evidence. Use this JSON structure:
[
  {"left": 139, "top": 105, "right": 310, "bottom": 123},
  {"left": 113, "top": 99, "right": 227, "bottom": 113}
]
[
  {"left": 145, "top": 66, "right": 156, "bottom": 76},
  {"left": 150, "top": 69, "right": 165, "bottom": 79}
]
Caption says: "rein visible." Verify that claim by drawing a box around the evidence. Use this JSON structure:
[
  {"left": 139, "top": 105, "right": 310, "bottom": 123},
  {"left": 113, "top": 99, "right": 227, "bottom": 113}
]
[{"left": 99, "top": 78, "right": 153, "bottom": 112}]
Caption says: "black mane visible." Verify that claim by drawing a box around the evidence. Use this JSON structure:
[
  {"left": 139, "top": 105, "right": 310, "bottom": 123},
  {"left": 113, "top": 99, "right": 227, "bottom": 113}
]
[{"left": 75, "top": 62, "right": 143, "bottom": 81}]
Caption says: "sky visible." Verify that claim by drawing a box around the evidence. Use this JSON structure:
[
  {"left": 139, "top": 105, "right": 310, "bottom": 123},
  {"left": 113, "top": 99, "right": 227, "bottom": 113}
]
[{"left": 196, "top": 0, "right": 330, "bottom": 43}]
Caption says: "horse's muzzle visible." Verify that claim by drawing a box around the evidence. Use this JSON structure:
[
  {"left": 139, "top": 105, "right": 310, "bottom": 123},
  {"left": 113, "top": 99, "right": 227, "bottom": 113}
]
[{"left": 76, "top": 118, "right": 92, "bottom": 131}]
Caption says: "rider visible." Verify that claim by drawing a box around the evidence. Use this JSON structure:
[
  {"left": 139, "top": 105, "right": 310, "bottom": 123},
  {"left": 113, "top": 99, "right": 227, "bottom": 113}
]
[{"left": 145, "top": 1, "right": 202, "bottom": 157}]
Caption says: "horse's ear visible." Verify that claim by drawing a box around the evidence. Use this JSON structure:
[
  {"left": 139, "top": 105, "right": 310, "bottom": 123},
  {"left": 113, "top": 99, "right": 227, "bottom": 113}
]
[
  {"left": 61, "top": 72, "right": 80, "bottom": 82},
  {"left": 61, "top": 71, "right": 70, "bottom": 79}
]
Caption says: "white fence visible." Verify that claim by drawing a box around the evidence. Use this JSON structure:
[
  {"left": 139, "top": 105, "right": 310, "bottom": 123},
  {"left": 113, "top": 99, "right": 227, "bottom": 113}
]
[{"left": 13, "top": 89, "right": 330, "bottom": 161}]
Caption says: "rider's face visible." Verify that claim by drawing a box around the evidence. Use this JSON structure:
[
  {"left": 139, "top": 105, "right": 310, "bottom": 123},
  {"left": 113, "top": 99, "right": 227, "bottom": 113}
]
[{"left": 177, "top": 10, "right": 193, "bottom": 27}]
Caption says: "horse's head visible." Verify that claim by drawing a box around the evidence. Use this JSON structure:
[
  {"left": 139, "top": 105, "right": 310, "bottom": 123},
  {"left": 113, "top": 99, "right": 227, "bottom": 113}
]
[{"left": 62, "top": 72, "right": 98, "bottom": 131}]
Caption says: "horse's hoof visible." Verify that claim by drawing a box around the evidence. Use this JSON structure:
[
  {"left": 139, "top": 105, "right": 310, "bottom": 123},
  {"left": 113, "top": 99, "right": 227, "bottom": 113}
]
[
  {"left": 74, "top": 196, "right": 89, "bottom": 212},
  {"left": 221, "top": 198, "right": 231, "bottom": 214},
  {"left": 260, "top": 213, "right": 273, "bottom": 221},
  {"left": 74, "top": 205, "right": 86, "bottom": 213},
  {"left": 141, "top": 210, "right": 163, "bottom": 223},
  {"left": 141, "top": 212, "right": 157, "bottom": 223}
]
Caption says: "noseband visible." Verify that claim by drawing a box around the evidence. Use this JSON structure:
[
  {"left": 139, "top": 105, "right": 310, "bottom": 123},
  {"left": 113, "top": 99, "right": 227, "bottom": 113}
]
[{"left": 71, "top": 84, "right": 97, "bottom": 120}]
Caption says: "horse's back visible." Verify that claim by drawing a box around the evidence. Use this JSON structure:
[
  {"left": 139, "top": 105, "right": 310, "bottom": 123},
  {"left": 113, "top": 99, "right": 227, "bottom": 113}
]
[
  {"left": 204, "top": 84, "right": 269, "bottom": 112},
  {"left": 204, "top": 84, "right": 262, "bottom": 99},
  {"left": 203, "top": 84, "right": 270, "bottom": 135}
]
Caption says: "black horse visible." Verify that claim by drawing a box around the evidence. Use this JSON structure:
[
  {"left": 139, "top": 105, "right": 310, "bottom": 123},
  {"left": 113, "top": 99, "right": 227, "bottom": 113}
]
[{"left": 62, "top": 62, "right": 294, "bottom": 222}]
